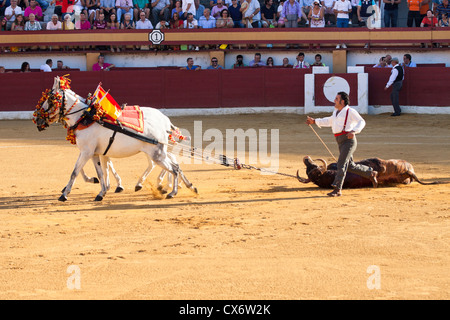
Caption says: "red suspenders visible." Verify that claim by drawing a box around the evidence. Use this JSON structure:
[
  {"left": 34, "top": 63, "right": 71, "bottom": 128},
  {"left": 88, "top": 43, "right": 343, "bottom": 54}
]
[{"left": 334, "top": 108, "right": 350, "bottom": 137}]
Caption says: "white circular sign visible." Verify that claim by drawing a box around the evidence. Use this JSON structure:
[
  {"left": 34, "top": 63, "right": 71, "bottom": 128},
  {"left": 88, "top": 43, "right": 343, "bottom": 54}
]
[
  {"left": 149, "top": 30, "right": 164, "bottom": 45},
  {"left": 323, "top": 76, "right": 350, "bottom": 103}
]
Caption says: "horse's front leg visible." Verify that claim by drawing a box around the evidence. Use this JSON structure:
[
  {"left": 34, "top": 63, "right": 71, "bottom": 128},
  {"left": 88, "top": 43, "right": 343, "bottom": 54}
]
[
  {"left": 59, "top": 152, "right": 92, "bottom": 201},
  {"left": 103, "top": 157, "right": 124, "bottom": 193},
  {"left": 135, "top": 156, "right": 155, "bottom": 192},
  {"left": 93, "top": 155, "right": 108, "bottom": 201}
]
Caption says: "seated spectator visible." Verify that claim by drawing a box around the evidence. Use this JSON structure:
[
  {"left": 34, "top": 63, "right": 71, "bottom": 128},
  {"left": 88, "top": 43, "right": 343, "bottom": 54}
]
[
  {"left": 11, "top": 13, "right": 25, "bottom": 30},
  {"left": 242, "top": 0, "right": 262, "bottom": 28},
  {"left": 182, "top": 0, "right": 196, "bottom": 20},
  {"left": 5, "top": 0, "right": 23, "bottom": 30},
  {"left": 155, "top": 19, "right": 169, "bottom": 28},
  {"left": 116, "top": 0, "right": 133, "bottom": 23},
  {"left": 47, "top": 14, "right": 62, "bottom": 29},
  {"left": 134, "top": 0, "right": 151, "bottom": 22},
  {"left": 277, "top": 0, "right": 285, "bottom": 27},
  {"left": 249, "top": 53, "right": 266, "bottom": 67},
  {"left": 402, "top": 53, "right": 416, "bottom": 67},
  {"left": 151, "top": 0, "right": 170, "bottom": 27},
  {"left": 215, "top": 8, "right": 233, "bottom": 27},
  {"left": 181, "top": 57, "right": 201, "bottom": 70},
  {"left": 266, "top": 56, "right": 275, "bottom": 66},
  {"left": 99, "top": 0, "right": 117, "bottom": 20},
  {"left": 92, "top": 54, "right": 115, "bottom": 71},
  {"left": 24, "top": 0, "right": 43, "bottom": 22},
  {"left": 293, "top": 52, "right": 310, "bottom": 68},
  {"left": 373, "top": 56, "right": 387, "bottom": 68},
  {"left": 183, "top": 12, "right": 198, "bottom": 28},
  {"left": 40, "top": 59, "right": 52, "bottom": 72},
  {"left": 120, "top": 12, "right": 135, "bottom": 28},
  {"left": 172, "top": 0, "right": 184, "bottom": 19},
  {"left": 136, "top": 10, "right": 153, "bottom": 28},
  {"left": 261, "top": 0, "right": 277, "bottom": 27},
  {"left": 25, "top": 12, "right": 42, "bottom": 30},
  {"left": 199, "top": 8, "right": 216, "bottom": 28},
  {"left": 107, "top": 12, "right": 120, "bottom": 29},
  {"left": 321, "top": 0, "right": 336, "bottom": 26},
  {"left": 311, "top": 53, "right": 326, "bottom": 66},
  {"left": 211, "top": 0, "right": 226, "bottom": 18},
  {"left": 207, "top": 57, "right": 224, "bottom": 69},
  {"left": 20, "top": 61, "right": 31, "bottom": 72},
  {"left": 84, "top": 0, "right": 100, "bottom": 24},
  {"left": 228, "top": 0, "right": 244, "bottom": 28},
  {"left": 420, "top": 9, "right": 438, "bottom": 27},
  {"left": 170, "top": 11, "right": 184, "bottom": 28},
  {"left": 302, "top": 0, "right": 313, "bottom": 25},
  {"left": 309, "top": 0, "right": 325, "bottom": 28},
  {"left": 282, "top": 57, "right": 293, "bottom": 67},
  {"left": 280, "top": 0, "right": 302, "bottom": 28},
  {"left": 0, "top": 66, "right": 6, "bottom": 73},
  {"left": 75, "top": 12, "right": 91, "bottom": 29},
  {"left": 57, "top": 60, "right": 70, "bottom": 69},
  {"left": 436, "top": 0, "right": 450, "bottom": 20},
  {"left": 194, "top": 0, "right": 205, "bottom": 21},
  {"left": 232, "top": 54, "right": 246, "bottom": 68},
  {"left": 439, "top": 12, "right": 449, "bottom": 27},
  {"left": 93, "top": 12, "right": 108, "bottom": 28}
]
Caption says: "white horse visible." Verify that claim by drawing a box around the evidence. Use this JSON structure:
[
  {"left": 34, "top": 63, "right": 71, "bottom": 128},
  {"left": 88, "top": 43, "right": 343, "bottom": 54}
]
[{"left": 34, "top": 76, "right": 197, "bottom": 201}]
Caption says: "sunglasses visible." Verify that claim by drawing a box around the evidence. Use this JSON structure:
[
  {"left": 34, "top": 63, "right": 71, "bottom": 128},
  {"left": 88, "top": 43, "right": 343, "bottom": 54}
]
[{"left": 212, "top": 60, "right": 218, "bottom": 63}]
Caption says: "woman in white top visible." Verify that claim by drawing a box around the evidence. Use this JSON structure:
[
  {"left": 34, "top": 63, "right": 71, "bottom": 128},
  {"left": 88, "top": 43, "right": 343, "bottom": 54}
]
[{"left": 309, "top": 0, "right": 325, "bottom": 27}]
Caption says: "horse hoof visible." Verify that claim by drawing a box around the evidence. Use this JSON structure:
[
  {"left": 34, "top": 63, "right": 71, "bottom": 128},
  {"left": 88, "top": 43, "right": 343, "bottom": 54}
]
[
  {"left": 61, "top": 187, "right": 66, "bottom": 193},
  {"left": 166, "top": 193, "right": 175, "bottom": 199},
  {"left": 115, "top": 186, "right": 124, "bottom": 193},
  {"left": 193, "top": 187, "right": 198, "bottom": 194},
  {"left": 58, "top": 195, "right": 67, "bottom": 202},
  {"left": 135, "top": 185, "right": 142, "bottom": 192},
  {"left": 94, "top": 195, "right": 103, "bottom": 201},
  {"left": 93, "top": 177, "right": 100, "bottom": 184}
]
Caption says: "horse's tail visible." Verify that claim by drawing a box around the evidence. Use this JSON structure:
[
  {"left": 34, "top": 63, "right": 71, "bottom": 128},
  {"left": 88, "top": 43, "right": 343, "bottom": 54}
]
[{"left": 169, "top": 124, "right": 190, "bottom": 143}]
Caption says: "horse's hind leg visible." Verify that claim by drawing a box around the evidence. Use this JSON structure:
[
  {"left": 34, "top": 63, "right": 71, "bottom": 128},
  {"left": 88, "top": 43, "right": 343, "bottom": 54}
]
[
  {"left": 167, "top": 153, "right": 197, "bottom": 194},
  {"left": 80, "top": 168, "right": 99, "bottom": 184},
  {"left": 60, "top": 152, "right": 93, "bottom": 201},
  {"left": 135, "top": 157, "right": 156, "bottom": 192},
  {"left": 100, "top": 156, "right": 123, "bottom": 193},
  {"left": 93, "top": 155, "right": 108, "bottom": 201}
]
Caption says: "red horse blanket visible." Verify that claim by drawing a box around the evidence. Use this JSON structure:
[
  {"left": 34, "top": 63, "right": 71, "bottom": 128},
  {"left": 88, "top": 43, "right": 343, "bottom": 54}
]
[{"left": 103, "top": 105, "right": 144, "bottom": 133}]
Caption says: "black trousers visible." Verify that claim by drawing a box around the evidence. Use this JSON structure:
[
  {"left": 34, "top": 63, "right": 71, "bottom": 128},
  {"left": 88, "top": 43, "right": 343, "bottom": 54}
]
[{"left": 407, "top": 10, "right": 421, "bottom": 27}]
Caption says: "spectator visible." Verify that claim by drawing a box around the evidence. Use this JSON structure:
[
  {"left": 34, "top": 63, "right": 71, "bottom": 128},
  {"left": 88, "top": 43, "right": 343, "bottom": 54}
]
[
  {"left": 321, "top": 0, "right": 335, "bottom": 25},
  {"left": 181, "top": 57, "right": 201, "bottom": 70},
  {"left": 121, "top": 12, "right": 135, "bottom": 28},
  {"left": 20, "top": 61, "right": 31, "bottom": 72},
  {"left": 85, "top": 0, "right": 100, "bottom": 24},
  {"left": 373, "top": 56, "right": 387, "bottom": 67},
  {"left": 11, "top": 13, "right": 25, "bottom": 30},
  {"left": 172, "top": 0, "right": 183, "bottom": 19},
  {"left": 116, "top": 0, "right": 133, "bottom": 23},
  {"left": 134, "top": 0, "right": 151, "bottom": 22},
  {"left": 215, "top": 8, "right": 233, "bottom": 27},
  {"left": 182, "top": 0, "right": 196, "bottom": 20},
  {"left": 302, "top": 0, "right": 313, "bottom": 25},
  {"left": 24, "top": 0, "right": 43, "bottom": 22},
  {"left": 436, "top": 0, "right": 450, "bottom": 20},
  {"left": 357, "top": 0, "right": 376, "bottom": 27},
  {"left": 249, "top": 52, "right": 266, "bottom": 67},
  {"left": 384, "top": 57, "right": 403, "bottom": 116},
  {"left": 407, "top": 0, "right": 421, "bottom": 27},
  {"left": 75, "top": 12, "right": 91, "bottom": 29},
  {"left": 309, "top": 0, "right": 325, "bottom": 28},
  {"left": 280, "top": 0, "right": 302, "bottom": 28},
  {"left": 50, "top": 0, "right": 64, "bottom": 21},
  {"left": 99, "top": 0, "right": 117, "bottom": 20},
  {"left": 155, "top": 18, "right": 169, "bottom": 28},
  {"left": 92, "top": 54, "right": 115, "bottom": 71},
  {"left": 73, "top": 0, "right": 85, "bottom": 14},
  {"left": 183, "top": 12, "right": 198, "bottom": 28},
  {"left": 170, "top": 11, "right": 184, "bottom": 28},
  {"left": 282, "top": 57, "right": 292, "bottom": 67},
  {"left": 261, "top": 0, "right": 278, "bottom": 27},
  {"left": 349, "top": 0, "right": 358, "bottom": 24},
  {"left": 47, "top": 14, "right": 62, "bottom": 29},
  {"left": 242, "top": 0, "right": 261, "bottom": 28},
  {"left": 0, "top": 66, "right": 6, "bottom": 73},
  {"left": 199, "top": 8, "right": 216, "bottom": 28},
  {"left": 293, "top": 52, "right": 310, "bottom": 68},
  {"left": 232, "top": 54, "right": 246, "bottom": 68},
  {"left": 211, "top": 0, "right": 225, "bottom": 18},
  {"left": 383, "top": 0, "right": 400, "bottom": 27},
  {"left": 93, "top": 12, "right": 108, "bottom": 28},
  {"left": 385, "top": 54, "right": 393, "bottom": 67},
  {"left": 334, "top": 0, "right": 351, "bottom": 48},
  {"left": 57, "top": 60, "right": 70, "bottom": 69},
  {"left": 151, "top": 0, "right": 170, "bottom": 26},
  {"left": 36, "top": 0, "right": 50, "bottom": 11},
  {"left": 107, "top": 13, "right": 120, "bottom": 52},
  {"left": 277, "top": 0, "right": 286, "bottom": 27},
  {"left": 40, "top": 59, "right": 52, "bottom": 72},
  {"left": 266, "top": 56, "right": 274, "bottom": 66},
  {"left": 311, "top": 53, "right": 326, "bottom": 66},
  {"left": 419, "top": 0, "right": 431, "bottom": 21},
  {"left": 228, "top": 0, "right": 244, "bottom": 28},
  {"left": 402, "top": 53, "right": 417, "bottom": 67},
  {"left": 25, "top": 12, "right": 42, "bottom": 30},
  {"left": 207, "top": 56, "right": 224, "bottom": 69},
  {"left": 421, "top": 8, "right": 438, "bottom": 26},
  {"left": 194, "top": 0, "right": 205, "bottom": 21},
  {"left": 439, "top": 12, "right": 449, "bottom": 26},
  {"left": 5, "top": 0, "right": 23, "bottom": 30},
  {"left": 136, "top": 10, "right": 153, "bottom": 28}
]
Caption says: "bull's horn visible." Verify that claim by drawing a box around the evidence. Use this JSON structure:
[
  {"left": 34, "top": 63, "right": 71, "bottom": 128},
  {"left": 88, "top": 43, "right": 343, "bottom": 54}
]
[
  {"left": 296, "top": 170, "right": 310, "bottom": 184},
  {"left": 314, "top": 158, "right": 328, "bottom": 171}
]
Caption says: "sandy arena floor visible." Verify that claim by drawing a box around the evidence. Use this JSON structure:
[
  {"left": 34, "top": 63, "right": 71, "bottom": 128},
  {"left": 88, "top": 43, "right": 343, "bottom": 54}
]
[{"left": 0, "top": 113, "right": 449, "bottom": 300}]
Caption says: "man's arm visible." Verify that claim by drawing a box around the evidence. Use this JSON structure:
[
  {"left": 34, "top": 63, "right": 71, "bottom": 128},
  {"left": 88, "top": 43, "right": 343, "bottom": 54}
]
[{"left": 384, "top": 68, "right": 398, "bottom": 89}]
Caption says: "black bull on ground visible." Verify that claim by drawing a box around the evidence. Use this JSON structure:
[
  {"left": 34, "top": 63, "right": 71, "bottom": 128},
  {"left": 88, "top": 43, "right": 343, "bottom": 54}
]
[{"left": 297, "top": 156, "right": 439, "bottom": 189}]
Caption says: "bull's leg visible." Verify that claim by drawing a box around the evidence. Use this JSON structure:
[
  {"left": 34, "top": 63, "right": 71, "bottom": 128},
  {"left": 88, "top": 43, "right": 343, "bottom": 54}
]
[{"left": 59, "top": 152, "right": 93, "bottom": 201}]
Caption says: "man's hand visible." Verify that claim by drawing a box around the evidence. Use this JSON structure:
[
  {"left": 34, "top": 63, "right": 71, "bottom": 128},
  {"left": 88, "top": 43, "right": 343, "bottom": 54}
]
[
  {"left": 384, "top": 86, "right": 388, "bottom": 91},
  {"left": 346, "top": 131, "right": 355, "bottom": 139},
  {"left": 306, "top": 116, "right": 315, "bottom": 125}
]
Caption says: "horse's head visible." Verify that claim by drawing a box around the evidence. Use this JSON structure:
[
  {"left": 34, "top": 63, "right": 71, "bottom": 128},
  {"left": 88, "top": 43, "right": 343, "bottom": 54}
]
[{"left": 32, "top": 76, "right": 72, "bottom": 131}]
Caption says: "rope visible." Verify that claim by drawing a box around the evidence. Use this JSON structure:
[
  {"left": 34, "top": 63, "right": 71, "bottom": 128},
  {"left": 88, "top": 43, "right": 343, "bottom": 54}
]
[{"left": 308, "top": 124, "right": 337, "bottom": 162}]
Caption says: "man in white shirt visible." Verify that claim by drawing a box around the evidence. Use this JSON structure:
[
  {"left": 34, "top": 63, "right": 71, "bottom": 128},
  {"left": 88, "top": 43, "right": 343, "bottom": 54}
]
[
  {"left": 183, "top": 12, "right": 198, "bottom": 28},
  {"left": 5, "top": 0, "right": 23, "bottom": 30},
  {"left": 136, "top": 11, "right": 154, "bottom": 29},
  {"left": 333, "top": 0, "right": 352, "bottom": 48},
  {"left": 40, "top": 59, "right": 53, "bottom": 72},
  {"left": 243, "top": 0, "right": 262, "bottom": 28},
  {"left": 305, "top": 91, "right": 378, "bottom": 197},
  {"left": 384, "top": 57, "right": 404, "bottom": 116}
]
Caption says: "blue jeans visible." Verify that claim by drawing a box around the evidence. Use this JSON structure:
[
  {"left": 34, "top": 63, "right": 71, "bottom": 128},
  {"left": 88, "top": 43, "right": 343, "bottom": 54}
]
[
  {"left": 384, "top": 9, "right": 398, "bottom": 27},
  {"left": 336, "top": 18, "right": 349, "bottom": 28},
  {"left": 36, "top": 0, "right": 50, "bottom": 10},
  {"left": 233, "top": 20, "right": 245, "bottom": 28}
]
